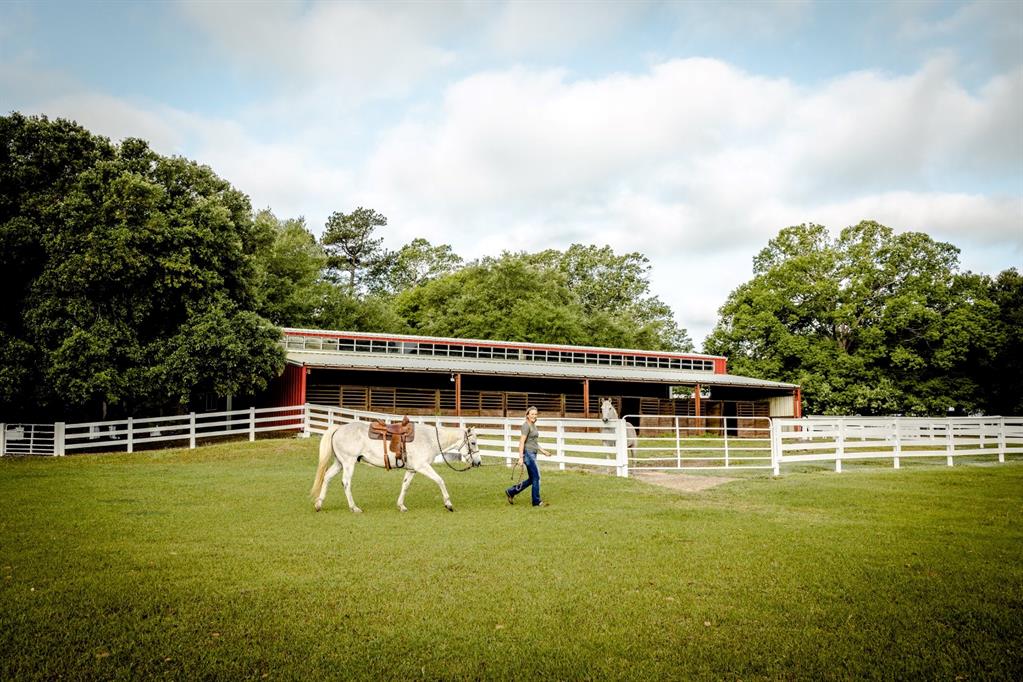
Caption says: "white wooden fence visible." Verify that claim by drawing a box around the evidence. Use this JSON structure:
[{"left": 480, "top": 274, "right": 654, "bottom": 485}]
[
  {"left": 5, "top": 407, "right": 1021, "bottom": 480},
  {"left": 305, "top": 404, "right": 628, "bottom": 476},
  {"left": 770, "top": 416, "right": 1023, "bottom": 475},
  {"left": 625, "top": 415, "right": 773, "bottom": 471},
  {"left": 2, "top": 406, "right": 305, "bottom": 456}
]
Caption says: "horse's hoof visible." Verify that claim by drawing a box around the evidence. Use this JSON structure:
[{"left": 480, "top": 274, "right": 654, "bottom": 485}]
[
  {"left": 398, "top": 506, "right": 408, "bottom": 513},
  {"left": 445, "top": 504, "right": 454, "bottom": 512},
  {"left": 314, "top": 501, "right": 322, "bottom": 512},
  {"left": 351, "top": 507, "right": 363, "bottom": 514}
]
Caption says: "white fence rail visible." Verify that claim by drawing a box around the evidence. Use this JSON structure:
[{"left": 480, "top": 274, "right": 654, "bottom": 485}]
[
  {"left": 2, "top": 406, "right": 305, "bottom": 457},
  {"left": 6, "top": 407, "right": 1021, "bottom": 481},
  {"left": 771, "top": 416, "right": 1023, "bottom": 474},
  {"left": 625, "top": 415, "right": 773, "bottom": 471},
  {"left": 306, "top": 404, "right": 628, "bottom": 477}
]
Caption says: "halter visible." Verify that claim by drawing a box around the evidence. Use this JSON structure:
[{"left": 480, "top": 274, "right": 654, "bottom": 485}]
[{"left": 434, "top": 424, "right": 479, "bottom": 472}]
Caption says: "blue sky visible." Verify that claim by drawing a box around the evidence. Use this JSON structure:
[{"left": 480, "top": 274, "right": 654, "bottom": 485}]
[{"left": 2, "top": 0, "right": 1021, "bottom": 347}]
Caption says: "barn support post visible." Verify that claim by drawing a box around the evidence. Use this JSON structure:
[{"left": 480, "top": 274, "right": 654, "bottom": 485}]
[
  {"left": 54, "top": 422, "right": 65, "bottom": 457},
  {"left": 455, "top": 373, "right": 461, "bottom": 417},
  {"left": 583, "top": 380, "right": 590, "bottom": 418}
]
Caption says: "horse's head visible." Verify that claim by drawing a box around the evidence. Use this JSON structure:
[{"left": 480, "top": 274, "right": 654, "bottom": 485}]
[
  {"left": 600, "top": 398, "right": 616, "bottom": 424},
  {"left": 463, "top": 427, "right": 481, "bottom": 468}
]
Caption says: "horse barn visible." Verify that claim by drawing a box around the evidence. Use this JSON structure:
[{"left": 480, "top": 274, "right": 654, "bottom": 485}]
[{"left": 264, "top": 328, "right": 801, "bottom": 433}]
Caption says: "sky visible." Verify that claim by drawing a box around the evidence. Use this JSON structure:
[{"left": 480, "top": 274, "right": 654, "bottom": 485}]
[{"left": 2, "top": 0, "right": 1021, "bottom": 349}]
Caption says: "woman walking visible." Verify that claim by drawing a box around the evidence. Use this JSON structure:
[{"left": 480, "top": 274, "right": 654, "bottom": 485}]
[{"left": 505, "top": 406, "right": 550, "bottom": 507}]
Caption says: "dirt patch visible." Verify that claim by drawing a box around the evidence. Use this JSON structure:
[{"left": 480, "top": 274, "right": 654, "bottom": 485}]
[{"left": 632, "top": 471, "right": 736, "bottom": 492}]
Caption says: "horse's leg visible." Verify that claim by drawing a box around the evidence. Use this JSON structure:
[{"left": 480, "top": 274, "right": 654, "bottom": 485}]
[
  {"left": 315, "top": 461, "right": 342, "bottom": 511},
  {"left": 341, "top": 459, "right": 362, "bottom": 513},
  {"left": 417, "top": 464, "right": 454, "bottom": 511},
  {"left": 396, "top": 470, "right": 416, "bottom": 512}
]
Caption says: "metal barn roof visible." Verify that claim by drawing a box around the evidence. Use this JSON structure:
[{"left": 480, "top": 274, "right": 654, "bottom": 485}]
[{"left": 285, "top": 350, "right": 798, "bottom": 390}]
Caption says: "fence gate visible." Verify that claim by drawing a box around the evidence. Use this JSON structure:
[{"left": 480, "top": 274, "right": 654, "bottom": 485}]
[{"left": 1, "top": 423, "right": 58, "bottom": 456}]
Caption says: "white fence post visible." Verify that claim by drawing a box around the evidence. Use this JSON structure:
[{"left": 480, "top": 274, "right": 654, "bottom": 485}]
[
  {"left": 998, "top": 417, "right": 1006, "bottom": 463},
  {"left": 723, "top": 417, "right": 730, "bottom": 468},
  {"left": 556, "top": 421, "right": 565, "bottom": 470},
  {"left": 127, "top": 417, "right": 134, "bottom": 454},
  {"left": 249, "top": 407, "right": 256, "bottom": 442},
  {"left": 54, "top": 422, "right": 65, "bottom": 457},
  {"left": 770, "top": 419, "right": 780, "bottom": 476},
  {"left": 303, "top": 404, "right": 312, "bottom": 438},
  {"left": 674, "top": 417, "right": 681, "bottom": 468},
  {"left": 504, "top": 422, "right": 512, "bottom": 467},
  {"left": 892, "top": 418, "right": 900, "bottom": 469},
  {"left": 1, "top": 423, "right": 6, "bottom": 457},
  {"left": 835, "top": 419, "right": 845, "bottom": 473},
  {"left": 615, "top": 420, "right": 628, "bottom": 478},
  {"left": 946, "top": 419, "right": 955, "bottom": 467},
  {"left": 189, "top": 413, "right": 196, "bottom": 449}
]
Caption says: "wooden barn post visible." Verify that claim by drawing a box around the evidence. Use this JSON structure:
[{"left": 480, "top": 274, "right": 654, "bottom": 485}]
[{"left": 455, "top": 373, "right": 462, "bottom": 416}]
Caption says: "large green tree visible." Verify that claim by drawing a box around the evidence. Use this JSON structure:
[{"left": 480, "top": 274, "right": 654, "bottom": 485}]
[
  {"left": 705, "top": 221, "right": 1001, "bottom": 415},
  {"left": 975, "top": 268, "right": 1023, "bottom": 416},
  {"left": 368, "top": 237, "right": 464, "bottom": 295},
  {"left": 392, "top": 248, "right": 692, "bottom": 350},
  {"left": 321, "top": 207, "right": 387, "bottom": 294},
  {"left": 529, "top": 244, "right": 692, "bottom": 351},
  {"left": 393, "top": 255, "right": 585, "bottom": 343},
  {"left": 1, "top": 114, "right": 284, "bottom": 419}
]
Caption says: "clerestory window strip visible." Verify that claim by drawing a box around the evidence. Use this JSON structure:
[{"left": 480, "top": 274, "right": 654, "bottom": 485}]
[{"left": 284, "top": 334, "right": 715, "bottom": 372}]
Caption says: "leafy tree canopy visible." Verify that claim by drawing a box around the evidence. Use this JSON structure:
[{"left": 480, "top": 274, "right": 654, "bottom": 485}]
[
  {"left": 392, "top": 248, "right": 691, "bottom": 350},
  {"left": 705, "top": 221, "right": 1006, "bottom": 416},
  {"left": 1, "top": 114, "right": 284, "bottom": 419},
  {"left": 322, "top": 207, "right": 387, "bottom": 294}
]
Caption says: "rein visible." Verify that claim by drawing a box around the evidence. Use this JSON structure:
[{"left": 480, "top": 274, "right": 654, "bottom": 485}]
[{"left": 434, "top": 424, "right": 475, "bottom": 472}]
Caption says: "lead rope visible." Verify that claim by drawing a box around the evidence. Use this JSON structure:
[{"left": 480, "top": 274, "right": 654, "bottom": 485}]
[{"left": 435, "top": 423, "right": 473, "bottom": 472}]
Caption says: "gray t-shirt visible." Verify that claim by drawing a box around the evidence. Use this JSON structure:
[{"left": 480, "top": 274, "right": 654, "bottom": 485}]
[{"left": 521, "top": 420, "right": 540, "bottom": 452}]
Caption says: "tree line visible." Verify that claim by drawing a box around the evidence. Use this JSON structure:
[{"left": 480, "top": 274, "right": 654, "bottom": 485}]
[
  {"left": 0, "top": 114, "right": 687, "bottom": 420},
  {"left": 1, "top": 114, "right": 1019, "bottom": 420}
]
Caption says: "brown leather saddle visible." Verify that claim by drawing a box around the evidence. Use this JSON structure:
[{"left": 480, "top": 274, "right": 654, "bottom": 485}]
[{"left": 368, "top": 416, "right": 415, "bottom": 469}]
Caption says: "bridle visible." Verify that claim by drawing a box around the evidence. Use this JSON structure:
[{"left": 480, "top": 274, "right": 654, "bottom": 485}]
[{"left": 434, "top": 424, "right": 480, "bottom": 472}]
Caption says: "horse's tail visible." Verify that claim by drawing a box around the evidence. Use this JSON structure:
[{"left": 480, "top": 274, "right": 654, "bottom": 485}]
[{"left": 311, "top": 425, "right": 339, "bottom": 498}]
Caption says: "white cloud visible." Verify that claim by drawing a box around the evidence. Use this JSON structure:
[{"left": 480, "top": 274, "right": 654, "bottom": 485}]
[
  {"left": 488, "top": 1, "right": 647, "bottom": 56},
  {"left": 354, "top": 56, "right": 1021, "bottom": 345},
  {"left": 178, "top": 0, "right": 461, "bottom": 102}
]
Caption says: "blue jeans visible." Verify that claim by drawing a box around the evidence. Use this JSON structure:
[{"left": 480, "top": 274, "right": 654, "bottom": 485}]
[{"left": 507, "top": 450, "right": 541, "bottom": 506}]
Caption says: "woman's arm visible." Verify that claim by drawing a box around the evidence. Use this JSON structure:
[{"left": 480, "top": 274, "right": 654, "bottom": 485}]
[{"left": 517, "top": 433, "right": 526, "bottom": 462}]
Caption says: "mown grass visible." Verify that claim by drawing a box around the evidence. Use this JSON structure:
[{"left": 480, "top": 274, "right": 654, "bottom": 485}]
[{"left": 1, "top": 439, "right": 1021, "bottom": 680}]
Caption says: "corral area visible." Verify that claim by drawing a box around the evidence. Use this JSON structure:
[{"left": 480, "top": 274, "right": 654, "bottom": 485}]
[{"left": 1, "top": 438, "right": 1021, "bottom": 680}]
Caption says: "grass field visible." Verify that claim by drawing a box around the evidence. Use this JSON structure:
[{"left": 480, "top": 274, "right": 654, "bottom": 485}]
[{"left": 2, "top": 438, "right": 1021, "bottom": 680}]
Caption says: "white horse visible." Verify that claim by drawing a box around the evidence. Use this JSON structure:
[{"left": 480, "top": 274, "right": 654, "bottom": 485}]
[
  {"left": 600, "top": 398, "right": 638, "bottom": 453},
  {"left": 310, "top": 421, "right": 480, "bottom": 513}
]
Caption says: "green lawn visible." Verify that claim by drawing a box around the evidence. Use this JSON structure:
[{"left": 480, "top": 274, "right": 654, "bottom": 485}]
[{"left": 2, "top": 439, "right": 1021, "bottom": 680}]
